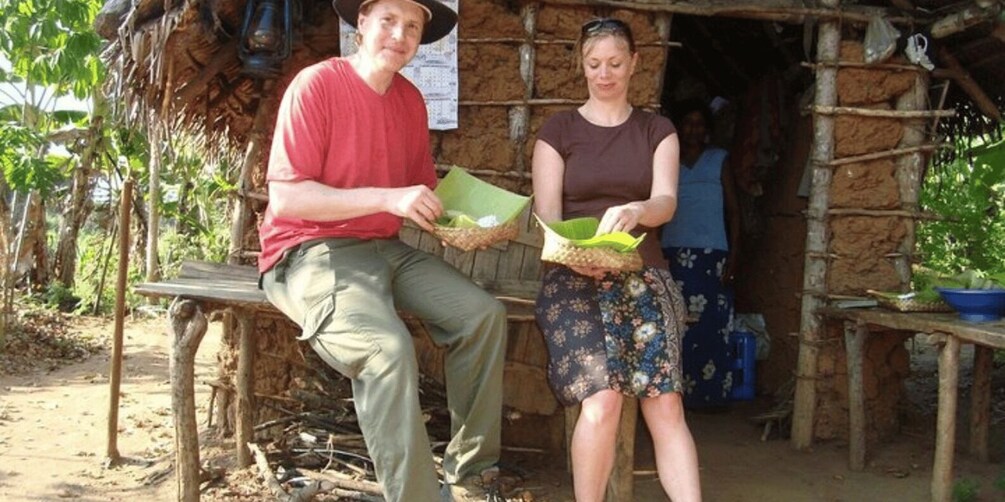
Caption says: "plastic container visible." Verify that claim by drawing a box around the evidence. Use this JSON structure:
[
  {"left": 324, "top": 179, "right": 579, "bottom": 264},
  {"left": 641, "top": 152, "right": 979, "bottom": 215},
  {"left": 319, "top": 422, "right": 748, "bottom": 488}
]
[
  {"left": 935, "top": 288, "right": 1005, "bottom": 322},
  {"left": 730, "top": 331, "right": 757, "bottom": 401}
]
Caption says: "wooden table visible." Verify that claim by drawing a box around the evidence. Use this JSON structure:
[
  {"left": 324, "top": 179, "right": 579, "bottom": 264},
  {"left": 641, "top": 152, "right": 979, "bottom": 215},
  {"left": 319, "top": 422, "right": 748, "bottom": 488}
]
[{"left": 816, "top": 307, "right": 1004, "bottom": 502}]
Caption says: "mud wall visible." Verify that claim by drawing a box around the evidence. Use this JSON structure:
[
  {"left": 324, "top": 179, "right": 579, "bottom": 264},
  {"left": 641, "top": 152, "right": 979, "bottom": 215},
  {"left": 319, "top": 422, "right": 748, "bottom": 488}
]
[{"left": 811, "top": 42, "right": 921, "bottom": 441}]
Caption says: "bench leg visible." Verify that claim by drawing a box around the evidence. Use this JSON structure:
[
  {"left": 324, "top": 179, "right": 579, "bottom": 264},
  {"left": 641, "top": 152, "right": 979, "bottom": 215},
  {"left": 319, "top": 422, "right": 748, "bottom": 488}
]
[
  {"left": 969, "top": 345, "right": 992, "bottom": 462},
  {"left": 235, "top": 310, "right": 256, "bottom": 467},
  {"left": 169, "top": 298, "right": 208, "bottom": 502},
  {"left": 932, "top": 333, "right": 959, "bottom": 502},
  {"left": 844, "top": 321, "right": 867, "bottom": 471}
]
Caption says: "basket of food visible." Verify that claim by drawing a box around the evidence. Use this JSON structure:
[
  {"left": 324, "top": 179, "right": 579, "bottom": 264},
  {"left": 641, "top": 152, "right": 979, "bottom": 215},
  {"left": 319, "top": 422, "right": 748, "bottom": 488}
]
[
  {"left": 866, "top": 290, "right": 953, "bottom": 313},
  {"left": 537, "top": 216, "right": 645, "bottom": 272},
  {"left": 431, "top": 167, "right": 531, "bottom": 252}
]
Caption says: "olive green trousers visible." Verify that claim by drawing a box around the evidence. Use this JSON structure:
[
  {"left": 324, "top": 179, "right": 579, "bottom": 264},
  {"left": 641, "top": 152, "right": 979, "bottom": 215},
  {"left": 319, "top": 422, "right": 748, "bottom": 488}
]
[{"left": 262, "top": 238, "right": 506, "bottom": 502}]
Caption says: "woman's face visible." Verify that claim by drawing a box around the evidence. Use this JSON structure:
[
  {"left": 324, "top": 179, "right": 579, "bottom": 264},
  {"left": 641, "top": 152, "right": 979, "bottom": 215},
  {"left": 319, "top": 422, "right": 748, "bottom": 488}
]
[
  {"left": 581, "top": 34, "right": 637, "bottom": 101},
  {"left": 678, "top": 110, "right": 708, "bottom": 147}
]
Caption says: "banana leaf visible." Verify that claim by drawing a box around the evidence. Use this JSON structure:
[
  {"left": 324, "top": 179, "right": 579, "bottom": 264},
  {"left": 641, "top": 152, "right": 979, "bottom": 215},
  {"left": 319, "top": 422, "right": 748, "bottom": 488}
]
[
  {"left": 433, "top": 168, "right": 531, "bottom": 228},
  {"left": 538, "top": 216, "right": 645, "bottom": 252}
]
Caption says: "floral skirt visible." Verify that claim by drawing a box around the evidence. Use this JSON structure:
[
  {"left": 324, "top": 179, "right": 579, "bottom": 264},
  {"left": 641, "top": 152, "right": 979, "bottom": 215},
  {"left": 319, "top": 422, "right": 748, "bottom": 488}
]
[
  {"left": 534, "top": 266, "right": 687, "bottom": 406},
  {"left": 664, "top": 247, "right": 735, "bottom": 408}
]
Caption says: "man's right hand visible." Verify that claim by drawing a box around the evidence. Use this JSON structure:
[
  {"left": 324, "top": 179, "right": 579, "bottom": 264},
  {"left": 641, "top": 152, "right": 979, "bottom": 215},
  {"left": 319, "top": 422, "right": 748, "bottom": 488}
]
[{"left": 387, "top": 185, "right": 443, "bottom": 232}]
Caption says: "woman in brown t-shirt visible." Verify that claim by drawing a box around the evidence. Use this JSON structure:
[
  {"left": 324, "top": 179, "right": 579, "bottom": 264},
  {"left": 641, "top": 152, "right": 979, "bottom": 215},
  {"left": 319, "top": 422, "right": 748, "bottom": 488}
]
[{"left": 532, "top": 17, "right": 702, "bottom": 502}]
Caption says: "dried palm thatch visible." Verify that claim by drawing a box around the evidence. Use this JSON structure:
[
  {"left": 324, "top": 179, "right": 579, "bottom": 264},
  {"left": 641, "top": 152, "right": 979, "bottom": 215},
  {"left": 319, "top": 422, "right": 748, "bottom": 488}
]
[{"left": 96, "top": 0, "right": 343, "bottom": 159}]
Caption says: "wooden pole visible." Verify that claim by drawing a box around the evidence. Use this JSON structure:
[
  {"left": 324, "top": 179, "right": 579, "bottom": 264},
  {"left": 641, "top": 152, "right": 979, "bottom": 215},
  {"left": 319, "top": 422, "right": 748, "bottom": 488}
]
[
  {"left": 844, "top": 321, "right": 866, "bottom": 470},
  {"left": 105, "top": 178, "right": 133, "bottom": 465},
  {"left": 146, "top": 116, "right": 161, "bottom": 283},
  {"left": 893, "top": 71, "right": 930, "bottom": 288},
  {"left": 170, "top": 298, "right": 209, "bottom": 502},
  {"left": 228, "top": 80, "right": 274, "bottom": 265},
  {"left": 791, "top": 0, "right": 840, "bottom": 451},
  {"left": 538, "top": 0, "right": 911, "bottom": 25},
  {"left": 235, "top": 310, "right": 256, "bottom": 467},
  {"left": 931, "top": 333, "right": 959, "bottom": 502},
  {"left": 969, "top": 346, "right": 992, "bottom": 462}
]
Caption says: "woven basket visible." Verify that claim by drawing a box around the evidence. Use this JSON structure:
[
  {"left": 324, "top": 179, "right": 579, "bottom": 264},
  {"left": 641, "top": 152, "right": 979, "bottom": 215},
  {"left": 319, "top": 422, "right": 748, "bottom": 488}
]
[
  {"left": 540, "top": 232, "right": 643, "bottom": 272},
  {"left": 867, "top": 290, "right": 953, "bottom": 313},
  {"left": 431, "top": 220, "right": 520, "bottom": 252}
]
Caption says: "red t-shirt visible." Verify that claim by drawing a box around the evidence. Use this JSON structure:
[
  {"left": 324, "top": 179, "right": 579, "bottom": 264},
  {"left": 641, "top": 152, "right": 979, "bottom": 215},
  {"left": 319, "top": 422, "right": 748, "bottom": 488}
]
[{"left": 258, "top": 58, "right": 437, "bottom": 272}]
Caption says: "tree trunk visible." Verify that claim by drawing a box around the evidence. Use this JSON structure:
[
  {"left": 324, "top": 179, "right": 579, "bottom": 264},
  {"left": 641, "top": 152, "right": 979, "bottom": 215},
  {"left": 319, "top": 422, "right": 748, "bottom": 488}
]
[{"left": 53, "top": 94, "right": 105, "bottom": 288}]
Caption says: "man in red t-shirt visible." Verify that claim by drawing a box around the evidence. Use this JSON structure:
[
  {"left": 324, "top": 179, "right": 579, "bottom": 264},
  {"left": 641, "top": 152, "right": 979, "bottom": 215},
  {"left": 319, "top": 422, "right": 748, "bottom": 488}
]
[{"left": 259, "top": 1, "right": 505, "bottom": 500}]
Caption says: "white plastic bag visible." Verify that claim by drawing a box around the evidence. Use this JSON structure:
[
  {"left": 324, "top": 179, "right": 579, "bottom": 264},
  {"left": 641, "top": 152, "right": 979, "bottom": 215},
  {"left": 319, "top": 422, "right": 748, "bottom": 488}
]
[{"left": 864, "top": 16, "right": 900, "bottom": 64}]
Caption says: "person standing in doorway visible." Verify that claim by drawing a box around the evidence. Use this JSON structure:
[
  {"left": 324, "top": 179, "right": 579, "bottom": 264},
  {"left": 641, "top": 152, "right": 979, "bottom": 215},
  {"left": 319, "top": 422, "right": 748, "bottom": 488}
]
[{"left": 661, "top": 98, "right": 742, "bottom": 410}]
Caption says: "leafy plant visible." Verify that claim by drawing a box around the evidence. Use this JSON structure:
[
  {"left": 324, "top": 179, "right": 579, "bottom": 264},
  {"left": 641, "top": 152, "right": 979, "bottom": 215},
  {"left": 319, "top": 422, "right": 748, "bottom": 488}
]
[{"left": 951, "top": 477, "right": 980, "bottom": 502}]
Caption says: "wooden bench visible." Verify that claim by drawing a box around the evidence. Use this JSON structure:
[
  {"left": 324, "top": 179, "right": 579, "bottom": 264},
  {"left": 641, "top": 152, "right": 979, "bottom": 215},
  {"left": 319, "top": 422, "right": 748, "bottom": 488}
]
[
  {"left": 136, "top": 258, "right": 643, "bottom": 502},
  {"left": 816, "top": 307, "right": 1005, "bottom": 502}
]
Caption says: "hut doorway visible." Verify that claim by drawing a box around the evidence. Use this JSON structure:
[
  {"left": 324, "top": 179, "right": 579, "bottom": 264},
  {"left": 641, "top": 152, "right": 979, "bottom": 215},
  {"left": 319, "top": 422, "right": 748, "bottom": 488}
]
[{"left": 660, "top": 15, "right": 815, "bottom": 399}]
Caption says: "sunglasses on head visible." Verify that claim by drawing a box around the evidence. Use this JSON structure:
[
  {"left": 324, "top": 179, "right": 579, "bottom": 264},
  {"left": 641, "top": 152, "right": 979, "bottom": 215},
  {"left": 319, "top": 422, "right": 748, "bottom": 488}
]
[{"left": 581, "top": 18, "right": 629, "bottom": 37}]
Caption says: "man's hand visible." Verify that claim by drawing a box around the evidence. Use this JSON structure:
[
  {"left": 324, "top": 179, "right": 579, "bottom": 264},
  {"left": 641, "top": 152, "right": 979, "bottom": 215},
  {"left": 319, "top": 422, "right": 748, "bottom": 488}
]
[{"left": 388, "top": 185, "right": 443, "bottom": 232}]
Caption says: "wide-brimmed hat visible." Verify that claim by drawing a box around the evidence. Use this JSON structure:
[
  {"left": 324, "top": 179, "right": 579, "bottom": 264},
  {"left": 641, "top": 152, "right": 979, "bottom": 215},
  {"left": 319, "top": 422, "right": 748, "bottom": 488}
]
[{"left": 334, "top": 0, "right": 457, "bottom": 45}]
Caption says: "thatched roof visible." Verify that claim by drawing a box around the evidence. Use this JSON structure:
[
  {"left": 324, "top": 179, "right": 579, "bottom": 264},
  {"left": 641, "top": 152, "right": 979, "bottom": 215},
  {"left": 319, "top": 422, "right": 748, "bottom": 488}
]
[{"left": 94, "top": 0, "right": 1005, "bottom": 157}]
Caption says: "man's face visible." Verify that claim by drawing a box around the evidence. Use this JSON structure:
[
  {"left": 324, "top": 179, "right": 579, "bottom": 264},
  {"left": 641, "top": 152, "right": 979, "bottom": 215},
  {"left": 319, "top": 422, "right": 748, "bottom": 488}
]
[{"left": 357, "top": 0, "right": 426, "bottom": 72}]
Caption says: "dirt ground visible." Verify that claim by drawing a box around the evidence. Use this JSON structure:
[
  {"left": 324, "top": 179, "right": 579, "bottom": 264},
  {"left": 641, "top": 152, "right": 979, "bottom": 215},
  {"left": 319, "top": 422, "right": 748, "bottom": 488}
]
[{"left": 0, "top": 313, "right": 1002, "bottom": 501}]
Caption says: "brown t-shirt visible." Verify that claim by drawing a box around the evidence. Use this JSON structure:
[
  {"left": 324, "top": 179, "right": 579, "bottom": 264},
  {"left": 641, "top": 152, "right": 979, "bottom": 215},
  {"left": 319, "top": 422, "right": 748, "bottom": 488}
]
[{"left": 536, "top": 108, "right": 677, "bottom": 267}]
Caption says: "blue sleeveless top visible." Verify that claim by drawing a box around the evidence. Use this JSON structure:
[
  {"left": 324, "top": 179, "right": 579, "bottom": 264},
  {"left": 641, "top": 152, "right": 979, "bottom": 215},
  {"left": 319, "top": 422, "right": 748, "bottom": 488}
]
[{"left": 661, "top": 147, "right": 729, "bottom": 251}]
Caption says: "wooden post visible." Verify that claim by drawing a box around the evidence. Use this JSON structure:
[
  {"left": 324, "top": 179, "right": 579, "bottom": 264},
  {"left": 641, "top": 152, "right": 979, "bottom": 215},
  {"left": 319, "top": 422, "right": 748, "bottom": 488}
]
[
  {"left": 606, "top": 398, "right": 637, "bottom": 502},
  {"left": 170, "top": 298, "right": 209, "bottom": 502},
  {"left": 792, "top": 0, "right": 840, "bottom": 451},
  {"left": 932, "top": 333, "right": 959, "bottom": 502},
  {"left": 235, "top": 310, "right": 257, "bottom": 467},
  {"left": 893, "top": 71, "right": 930, "bottom": 288},
  {"left": 105, "top": 178, "right": 133, "bottom": 465},
  {"left": 844, "top": 321, "right": 867, "bottom": 470},
  {"left": 228, "top": 80, "right": 274, "bottom": 264},
  {"left": 969, "top": 346, "right": 992, "bottom": 462}
]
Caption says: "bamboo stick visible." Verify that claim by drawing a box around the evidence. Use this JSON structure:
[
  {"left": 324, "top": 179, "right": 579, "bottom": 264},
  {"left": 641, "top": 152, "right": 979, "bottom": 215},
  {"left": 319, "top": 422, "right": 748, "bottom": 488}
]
[
  {"left": 811, "top": 105, "right": 955, "bottom": 118},
  {"left": 792, "top": 0, "right": 840, "bottom": 452},
  {"left": 105, "top": 178, "right": 133, "bottom": 466},
  {"left": 460, "top": 37, "right": 680, "bottom": 47},
  {"left": 826, "top": 208, "right": 940, "bottom": 219},
  {"left": 458, "top": 98, "right": 660, "bottom": 107},
  {"left": 827, "top": 144, "right": 945, "bottom": 166},
  {"left": 801, "top": 61, "right": 929, "bottom": 72}
]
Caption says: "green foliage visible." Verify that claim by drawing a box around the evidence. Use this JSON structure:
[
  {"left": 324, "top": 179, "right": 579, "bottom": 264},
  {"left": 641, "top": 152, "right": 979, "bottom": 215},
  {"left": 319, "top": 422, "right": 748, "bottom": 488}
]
[
  {"left": 0, "top": 121, "right": 67, "bottom": 191},
  {"left": 0, "top": 0, "right": 105, "bottom": 100},
  {"left": 42, "top": 281, "right": 80, "bottom": 312},
  {"left": 995, "top": 468, "right": 1005, "bottom": 492},
  {"left": 951, "top": 477, "right": 980, "bottom": 502},
  {"left": 919, "top": 137, "right": 1005, "bottom": 276}
]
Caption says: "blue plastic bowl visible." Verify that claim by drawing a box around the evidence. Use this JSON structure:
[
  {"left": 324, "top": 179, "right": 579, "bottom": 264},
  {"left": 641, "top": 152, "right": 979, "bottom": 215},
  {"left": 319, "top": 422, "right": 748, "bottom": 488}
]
[{"left": 936, "top": 288, "right": 1005, "bottom": 322}]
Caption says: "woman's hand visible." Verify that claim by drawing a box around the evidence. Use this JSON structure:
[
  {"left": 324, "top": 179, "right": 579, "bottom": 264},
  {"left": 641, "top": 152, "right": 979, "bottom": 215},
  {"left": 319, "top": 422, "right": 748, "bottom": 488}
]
[{"left": 597, "top": 203, "right": 643, "bottom": 235}]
